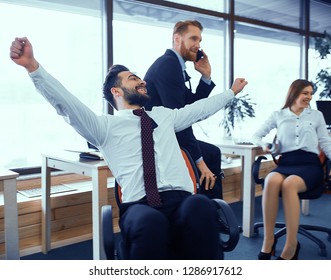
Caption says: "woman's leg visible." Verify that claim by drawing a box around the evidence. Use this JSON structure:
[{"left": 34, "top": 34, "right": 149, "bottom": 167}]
[
  {"left": 261, "top": 172, "right": 284, "bottom": 253},
  {"left": 280, "top": 175, "right": 306, "bottom": 259}
]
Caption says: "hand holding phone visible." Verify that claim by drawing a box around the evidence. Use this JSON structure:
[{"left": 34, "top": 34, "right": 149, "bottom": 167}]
[
  {"left": 196, "top": 49, "right": 203, "bottom": 62},
  {"left": 195, "top": 49, "right": 211, "bottom": 79}
]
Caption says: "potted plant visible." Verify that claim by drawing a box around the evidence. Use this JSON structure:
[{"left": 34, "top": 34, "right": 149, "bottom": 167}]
[
  {"left": 313, "top": 31, "right": 331, "bottom": 191},
  {"left": 313, "top": 30, "right": 331, "bottom": 99},
  {"left": 313, "top": 31, "right": 331, "bottom": 128},
  {"left": 221, "top": 93, "right": 256, "bottom": 141}
]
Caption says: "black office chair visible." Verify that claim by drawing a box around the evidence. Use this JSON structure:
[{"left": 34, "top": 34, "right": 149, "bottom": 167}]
[
  {"left": 252, "top": 153, "right": 331, "bottom": 257},
  {"left": 101, "top": 147, "right": 240, "bottom": 260}
]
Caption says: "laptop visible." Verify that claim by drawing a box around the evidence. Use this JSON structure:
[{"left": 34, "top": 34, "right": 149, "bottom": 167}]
[
  {"left": 79, "top": 142, "right": 103, "bottom": 160},
  {"left": 65, "top": 142, "right": 103, "bottom": 160}
]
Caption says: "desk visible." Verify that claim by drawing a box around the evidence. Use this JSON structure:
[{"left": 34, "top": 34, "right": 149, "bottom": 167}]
[
  {"left": 217, "top": 140, "right": 264, "bottom": 237},
  {"left": 41, "top": 152, "right": 112, "bottom": 260},
  {"left": 0, "top": 169, "right": 20, "bottom": 259}
]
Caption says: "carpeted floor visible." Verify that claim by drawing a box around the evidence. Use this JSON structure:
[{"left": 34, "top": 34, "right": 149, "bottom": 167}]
[
  {"left": 21, "top": 194, "right": 331, "bottom": 260},
  {"left": 226, "top": 194, "right": 331, "bottom": 260}
]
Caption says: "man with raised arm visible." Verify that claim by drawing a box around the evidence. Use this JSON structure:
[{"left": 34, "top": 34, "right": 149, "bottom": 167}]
[{"left": 10, "top": 37, "right": 247, "bottom": 260}]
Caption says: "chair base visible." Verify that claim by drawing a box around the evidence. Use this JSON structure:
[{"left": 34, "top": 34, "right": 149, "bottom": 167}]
[
  {"left": 254, "top": 222, "right": 331, "bottom": 257},
  {"left": 102, "top": 199, "right": 240, "bottom": 260}
]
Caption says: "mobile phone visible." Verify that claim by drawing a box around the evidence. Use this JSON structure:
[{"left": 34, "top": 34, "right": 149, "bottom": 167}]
[{"left": 196, "top": 49, "right": 203, "bottom": 62}]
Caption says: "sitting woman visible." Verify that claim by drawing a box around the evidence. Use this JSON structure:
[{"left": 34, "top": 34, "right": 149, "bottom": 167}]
[{"left": 252, "top": 79, "right": 331, "bottom": 260}]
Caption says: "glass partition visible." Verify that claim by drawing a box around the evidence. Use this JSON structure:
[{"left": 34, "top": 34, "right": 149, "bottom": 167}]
[
  {"left": 310, "top": 0, "right": 331, "bottom": 33},
  {"left": 0, "top": 0, "right": 104, "bottom": 169},
  {"left": 113, "top": 0, "right": 227, "bottom": 144},
  {"left": 234, "top": 24, "right": 302, "bottom": 142},
  {"left": 235, "top": 0, "right": 301, "bottom": 29},
  {"left": 164, "top": 0, "right": 226, "bottom": 12}
]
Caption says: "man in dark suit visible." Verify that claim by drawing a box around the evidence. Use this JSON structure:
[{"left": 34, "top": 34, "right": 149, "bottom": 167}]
[{"left": 145, "top": 20, "right": 223, "bottom": 198}]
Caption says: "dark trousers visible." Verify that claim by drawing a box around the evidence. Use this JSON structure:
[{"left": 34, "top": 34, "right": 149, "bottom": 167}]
[
  {"left": 119, "top": 191, "right": 220, "bottom": 260},
  {"left": 198, "top": 140, "right": 223, "bottom": 199}
]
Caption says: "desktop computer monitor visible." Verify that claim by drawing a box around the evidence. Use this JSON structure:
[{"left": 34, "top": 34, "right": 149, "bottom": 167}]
[{"left": 316, "top": 100, "right": 331, "bottom": 129}]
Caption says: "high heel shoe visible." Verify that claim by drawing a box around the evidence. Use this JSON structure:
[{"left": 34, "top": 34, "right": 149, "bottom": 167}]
[
  {"left": 258, "top": 236, "right": 277, "bottom": 260},
  {"left": 277, "top": 242, "right": 301, "bottom": 260}
]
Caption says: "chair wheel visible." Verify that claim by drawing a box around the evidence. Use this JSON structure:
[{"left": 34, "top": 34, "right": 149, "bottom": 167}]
[{"left": 212, "top": 199, "right": 240, "bottom": 252}]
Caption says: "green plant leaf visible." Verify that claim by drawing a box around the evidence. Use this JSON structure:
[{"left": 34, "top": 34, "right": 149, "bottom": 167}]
[
  {"left": 220, "top": 93, "right": 256, "bottom": 135},
  {"left": 313, "top": 31, "right": 331, "bottom": 99}
]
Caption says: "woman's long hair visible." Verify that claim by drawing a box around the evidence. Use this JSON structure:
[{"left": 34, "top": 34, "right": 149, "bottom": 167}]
[{"left": 282, "top": 79, "right": 314, "bottom": 109}]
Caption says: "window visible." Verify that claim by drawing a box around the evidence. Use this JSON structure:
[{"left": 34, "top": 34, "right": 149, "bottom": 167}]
[
  {"left": 234, "top": 24, "right": 302, "bottom": 142},
  {"left": 113, "top": 0, "right": 227, "bottom": 142},
  {"left": 165, "top": 0, "right": 226, "bottom": 12},
  {"left": 310, "top": 0, "right": 331, "bottom": 32},
  {"left": 111, "top": 0, "right": 329, "bottom": 145},
  {"left": 2, "top": 0, "right": 329, "bottom": 170},
  {"left": 113, "top": 0, "right": 226, "bottom": 83},
  {"left": 309, "top": 0, "right": 331, "bottom": 107},
  {"left": 0, "top": 0, "right": 104, "bottom": 170},
  {"left": 235, "top": 0, "right": 301, "bottom": 29}
]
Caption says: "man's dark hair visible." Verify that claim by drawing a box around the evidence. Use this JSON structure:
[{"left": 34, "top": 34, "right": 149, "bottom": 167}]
[{"left": 103, "top": 64, "right": 129, "bottom": 110}]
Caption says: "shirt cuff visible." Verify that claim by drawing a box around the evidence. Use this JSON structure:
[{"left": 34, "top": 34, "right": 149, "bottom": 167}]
[
  {"left": 195, "top": 156, "right": 203, "bottom": 164},
  {"left": 28, "top": 64, "right": 42, "bottom": 77},
  {"left": 201, "top": 77, "right": 212, "bottom": 85}
]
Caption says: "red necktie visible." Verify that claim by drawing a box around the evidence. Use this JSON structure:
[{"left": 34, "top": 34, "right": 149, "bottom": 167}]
[{"left": 133, "top": 108, "right": 162, "bottom": 207}]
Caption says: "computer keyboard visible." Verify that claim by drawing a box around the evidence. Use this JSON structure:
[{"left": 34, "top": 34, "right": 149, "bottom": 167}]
[
  {"left": 235, "top": 141, "right": 254, "bottom": 145},
  {"left": 18, "top": 185, "right": 76, "bottom": 198}
]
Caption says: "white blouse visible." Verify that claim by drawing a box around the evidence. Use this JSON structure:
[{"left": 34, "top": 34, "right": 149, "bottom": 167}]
[{"left": 252, "top": 107, "right": 331, "bottom": 159}]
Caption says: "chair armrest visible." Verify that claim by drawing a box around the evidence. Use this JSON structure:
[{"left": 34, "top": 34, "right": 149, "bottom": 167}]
[
  {"left": 252, "top": 155, "right": 268, "bottom": 185},
  {"left": 212, "top": 198, "right": 240, "bottom": 252}
]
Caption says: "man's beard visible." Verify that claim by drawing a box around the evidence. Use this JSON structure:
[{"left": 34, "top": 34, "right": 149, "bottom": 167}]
[
  {"left": 122, "top": 86, "right": 150, "bottom": 107},
  {"left": 180, "top": 43, "right": 195, "bottom": 62}
]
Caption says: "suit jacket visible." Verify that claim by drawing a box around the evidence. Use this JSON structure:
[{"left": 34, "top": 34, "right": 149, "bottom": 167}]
[{"left": 144, "top": 49, "right": 215, "bottom": 161}]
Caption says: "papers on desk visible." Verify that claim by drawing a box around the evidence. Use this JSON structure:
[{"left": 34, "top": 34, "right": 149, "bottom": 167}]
[{"left": 64, "top": 149, "right": 104, "bottom": 160}]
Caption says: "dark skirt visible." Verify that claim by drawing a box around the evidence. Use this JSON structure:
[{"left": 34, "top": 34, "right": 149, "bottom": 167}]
[{"left": 272, "top": 150, "right": 324, "bottom": 190}]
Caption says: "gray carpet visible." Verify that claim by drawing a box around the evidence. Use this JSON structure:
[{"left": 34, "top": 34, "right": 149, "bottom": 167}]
[{"left": 226, "top": 194, "right": 331, "bottom": 260}]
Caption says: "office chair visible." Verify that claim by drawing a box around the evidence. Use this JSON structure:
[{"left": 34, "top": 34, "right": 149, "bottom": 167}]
[
  {"left": 101, "top": 147, "right": 240, "bottom": 260},
  {"left": 252, "top": 153, "right": 331, "bottom": 257}
]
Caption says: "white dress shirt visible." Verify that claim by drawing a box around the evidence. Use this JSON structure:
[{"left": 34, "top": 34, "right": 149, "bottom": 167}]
[
  {"left": 252, "top": 107, "right": 331, "bottom": 159},
  {"left": 29, "top": 65, "right": 234, "bottom": 203}
]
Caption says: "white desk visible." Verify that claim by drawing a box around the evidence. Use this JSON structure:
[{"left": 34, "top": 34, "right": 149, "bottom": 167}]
[
  {"left": 0, "top": 169, "right": 20, "bottom": 259},
  {"left": 217, "top": 140, "right": 264, "bottom": 237},
  {"left": 41, "top": 152, "right": 112, "bottom": 260}
]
